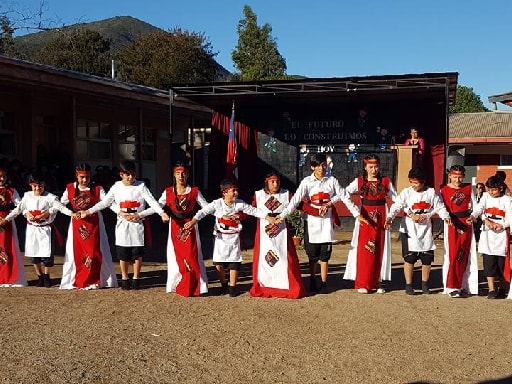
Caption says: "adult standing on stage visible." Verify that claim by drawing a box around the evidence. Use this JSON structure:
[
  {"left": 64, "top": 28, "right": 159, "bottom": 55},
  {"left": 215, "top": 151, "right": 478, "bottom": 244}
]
[{"left": 404, "top": 126, "right": 425, "bottom": 167}]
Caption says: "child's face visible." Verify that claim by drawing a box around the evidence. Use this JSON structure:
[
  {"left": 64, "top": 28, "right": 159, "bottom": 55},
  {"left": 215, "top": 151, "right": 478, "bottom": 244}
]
[
  {"left": 30, "top": 182, "right": 45, "bottom": 196},
  {"left": 448, "top": 173, "right": 464, "bottom": 187},
  {"left": 486, "top": 186, "right": 502, "bottom": 198},
  {"left": 311, "top": 162, "right": 327, "bottom": 179},
  {"left": 0, "top": 171, "right": 6, "bottom": 187},
  {"left": 365, "top": 163, "right": 379, "bottom": 178},
  {"left": 174, "top": 170, "right": 188, "bottom": 186},
  {"left": 409, "top": 179, "right": 425, "bottom": 192},
  {"left": 223, "top": 187, "right": 238, "bottom": 204},
  {"left": 267, "top": 179, "right": 280, "bottom": 194},
  {"left": 76, "top": 173, "right": 91, "bottom": 188},
  {"left": 120, "top": 171, "right": 136, "bottom": 186}
]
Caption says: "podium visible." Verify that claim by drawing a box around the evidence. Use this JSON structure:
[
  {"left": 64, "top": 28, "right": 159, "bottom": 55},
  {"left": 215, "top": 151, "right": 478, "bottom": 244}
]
[{"left": 391, "top": 145, "right": 418, "bottom": 192}]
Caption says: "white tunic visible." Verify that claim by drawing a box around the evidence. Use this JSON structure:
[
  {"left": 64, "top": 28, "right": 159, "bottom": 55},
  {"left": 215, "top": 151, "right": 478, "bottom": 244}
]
[
  {"left": 472, "top": 193, "right": 512, "bottom": 257},
  {"left": 5, "top": 191, "right": 72, "bottom": 258},
  {"left": 280, "top": 174, "right": 360, "bottom": 243},
  {"left": 255, "top": 189, "right": 290, "bottom": 289},
  {"left": 193, "top": 198, "right": 266, "bottom": 262},
  {"left": 388, "top": 187, "right": 449, "bottom": 252},
  {"left": 88, "top": 180, "right": 163, "bottom": 247}
]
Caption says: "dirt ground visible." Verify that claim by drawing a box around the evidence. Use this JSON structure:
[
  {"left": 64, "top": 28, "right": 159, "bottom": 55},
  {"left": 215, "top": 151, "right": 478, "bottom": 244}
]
[{"left": 1, "top": 229, "right": 512, "bottom": 384}]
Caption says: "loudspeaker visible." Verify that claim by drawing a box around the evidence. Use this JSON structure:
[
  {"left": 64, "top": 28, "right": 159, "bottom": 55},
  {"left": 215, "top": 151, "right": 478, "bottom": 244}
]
[{"left": 446, "top": 145, "right": 466, "bottom": 170}]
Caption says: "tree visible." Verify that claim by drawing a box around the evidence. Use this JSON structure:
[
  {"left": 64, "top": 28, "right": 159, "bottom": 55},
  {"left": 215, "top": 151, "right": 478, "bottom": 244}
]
[
  {"left": 231, "top": 5, "right": 287, "bottom": 81},
  {"left": 116, "top": 28, "right": 218, "bottom": 88},
  {"left": 449, "top": 85, "right": 489, "bottom": 113},
  {"left": 0, "top": 15, "right": 18, "bottom": 57},
  {"left": 33, "top": 29, "right": 111, "bottom": 76}
]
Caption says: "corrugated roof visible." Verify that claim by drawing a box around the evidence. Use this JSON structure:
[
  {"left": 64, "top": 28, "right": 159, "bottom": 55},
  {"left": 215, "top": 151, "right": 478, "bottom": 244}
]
[{"left": 449, "top": 112, "right": 512, "bottom": 138}]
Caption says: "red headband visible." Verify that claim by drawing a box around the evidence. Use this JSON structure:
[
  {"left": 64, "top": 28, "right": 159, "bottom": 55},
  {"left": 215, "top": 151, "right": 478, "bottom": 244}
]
[
  {"left": 449, "top": 171, "right": 464, "bottom": 176},
  {"left": 174, "top": 166, "right": 186, "bottom": 173},
  {"left": 76, "top": 171, "right": 91, "bottom": 176},
  {"left": 364, "top": 159, "right": 379, "bottom": 165},
  {"left": 265, "top": 176, "right": 280, "bottom": 182},
  {"left": 222, "top": 187, "right": 237, "bottom": 193}
]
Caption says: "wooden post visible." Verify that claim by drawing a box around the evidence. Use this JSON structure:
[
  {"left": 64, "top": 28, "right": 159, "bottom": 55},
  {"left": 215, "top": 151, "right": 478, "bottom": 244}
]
[{"left": 391, "top": 145, "right": 418, "bottom": 192}]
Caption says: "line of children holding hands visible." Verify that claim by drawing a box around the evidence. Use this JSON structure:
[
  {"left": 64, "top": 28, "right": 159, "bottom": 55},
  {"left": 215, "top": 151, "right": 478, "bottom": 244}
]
[{"left": 0, "top": 157, "right": 511, "bottom": 300}]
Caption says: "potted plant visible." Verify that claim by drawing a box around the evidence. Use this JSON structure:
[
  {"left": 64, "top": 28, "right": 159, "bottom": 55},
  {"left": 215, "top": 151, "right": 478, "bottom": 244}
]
[{"left": 286, "top": 209, "right": 304, "bottom": 246}]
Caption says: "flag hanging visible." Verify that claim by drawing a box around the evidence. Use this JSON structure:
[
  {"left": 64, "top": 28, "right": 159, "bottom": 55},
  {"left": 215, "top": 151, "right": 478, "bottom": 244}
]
[{"left": 225, "top": 102, "right": 238, "bottom": 180}]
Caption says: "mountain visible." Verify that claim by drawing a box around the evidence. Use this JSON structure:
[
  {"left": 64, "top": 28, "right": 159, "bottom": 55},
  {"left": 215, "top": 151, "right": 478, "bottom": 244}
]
[{"left": 14, "top": 16, "right": 230, "bottom": 80}]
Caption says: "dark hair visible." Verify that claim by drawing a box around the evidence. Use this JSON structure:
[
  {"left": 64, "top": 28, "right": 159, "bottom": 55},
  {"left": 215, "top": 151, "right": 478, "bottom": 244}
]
[
  {"left": 119, "top": 160, "right": 136, "bottom": 174},
  {"left": 360, "top": 154, "right": 385, "bottom": 197},
  {"left": 476, "top": 182, "right": 485, "bottom": 189},
  {"left": 485, "top": 176, "right": 504, "bottom": 191},
  {"left": 29, "top": 172, "right": 45, "bottom": 184},
  {"left": 408, "top": 167, "right": 426, "bottom": 180},
  {"left": 75, "top": 163, "right": 91, "bottom": 173},
  {"left": 220, "top": 178, "right": 237, "bottom": 193},
  {"left": 495, "top": 171, "right": 506, "bottom": 182},
  {"left": 310, "top": 153, "right": 327, "bottom": 167},
  {"left": 448, "top": 165, "right": 465, "bottom": 174}
]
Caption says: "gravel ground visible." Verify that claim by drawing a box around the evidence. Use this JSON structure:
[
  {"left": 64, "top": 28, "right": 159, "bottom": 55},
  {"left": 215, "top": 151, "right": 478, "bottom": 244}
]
[{"left": 1, "top": 232, "right": 512, "bottom": 384}]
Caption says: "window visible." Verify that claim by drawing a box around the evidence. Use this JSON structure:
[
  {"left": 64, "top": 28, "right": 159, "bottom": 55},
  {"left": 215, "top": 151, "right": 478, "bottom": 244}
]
[
  {"left": 118, "top": 125, "right": 155, "bottom": 161},
  {"left": 0, "top": 111, "right": 17, "bottom": 157},
  {"left": 76, "top": 119, "right": 112, "bottom": 160},
  {"left": 499, "top": 155, "right": 512, "bottom": 167}
]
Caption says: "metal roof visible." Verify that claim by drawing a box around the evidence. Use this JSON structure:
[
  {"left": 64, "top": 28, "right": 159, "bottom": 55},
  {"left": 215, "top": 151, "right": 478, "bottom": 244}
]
[
  {"left": 449, "top": 112, "right": 512, "bottom": 142},
  {"left": 172, "top": 72, "right": 458, "bottom": 116},
  {"left": 488, "top": 91, "right": 512, "bottom": 107}
]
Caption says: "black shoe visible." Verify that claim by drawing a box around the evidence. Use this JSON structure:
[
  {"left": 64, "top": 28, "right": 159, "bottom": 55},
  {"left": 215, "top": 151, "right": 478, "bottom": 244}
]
[
  {"left": 37, "top": 275, "right": 44, "bottom": 287},
  {"left": 421, "top": 281, "right": 430, "bottom": 295},
  {"left": 449, "top": 290, "right": 461, "bottom": 298},
  {"left": 228, "top": 285, "right": 237, "bottom": 297},
  {"left": 132, "top": 278, "right": 140, "bottom": 290},
  {"left": 405, "top": 284, "right": 415, "bottom": 296},
  {"left": 487, "top": 290, "right": 498, "bottom": 299},
  {"left": 43, "top": 274, "right": 51, "bottom": 288},
  {"left": 121, "top": 279, "right": 130, "bottom": 290},
  {"left": 497, "top": 287, "right": 507, "bottom": 299},
  {"left": 219, "top": 282, "right": 228, "bottom": 295},
  {"left": 319, "top": 282, "right": 328, "bottom": 294},
  {"left": 309, "top": 279, "right": 319, "bottom": 293}
]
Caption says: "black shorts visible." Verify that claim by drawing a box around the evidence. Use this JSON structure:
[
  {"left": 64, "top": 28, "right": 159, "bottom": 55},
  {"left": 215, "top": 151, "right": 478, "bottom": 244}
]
[
  {"left": 482, "top": 254, "right": 506, "bottom": 278},
  {"left": 403, "top": 251, "right": 434, "bottom": 265},
  {"left": 31, "top": 256, "right": 54, "bottom": 267},
  {"left": 213, "top": 261, "right": 241, "bottom": 271},
  {"left": 116, "top": 246, "right": 144, "bottom": 262},
  {"left": 304, "top": 223, "right": 332, "bottom": 262}
]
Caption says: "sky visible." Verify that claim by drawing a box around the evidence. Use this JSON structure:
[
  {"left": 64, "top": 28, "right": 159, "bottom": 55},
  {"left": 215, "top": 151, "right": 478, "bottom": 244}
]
[{"left": 8, "top": 0, "right": 512, "bottom": 110}]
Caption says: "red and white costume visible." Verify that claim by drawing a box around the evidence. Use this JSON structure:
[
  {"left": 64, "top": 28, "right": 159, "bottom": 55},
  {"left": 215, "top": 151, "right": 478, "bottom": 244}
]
[
  {"left": 250, "top": 188, "right": 306, "bottom": 299},
  {"left": 343, "top": 177, "right": 397, "bottom": 290},
  {"left": 88, "top": 180, "right": 164, "bottom": 247},
  {"left": 5, "top": 191, "right": 72, "bottom": 258},
  {"left": 60, "top": 183, "right": 118, "bottom": 290},
  {"left": 0, "top": 187, "right": 27, "bottom": 287},
  {"left": 388, "top": 187, "right": 450, "bottom": 252},
  {"left": 156, "top": 186, "right": 209, "bottom": 296},
  {"left": 280, "top": 174, "right": 360, "bottom": 243},
  {"left": 472, "top": 193, "right": 512, "bottom": 292},
  {"left": 439, "top": 184, "right": 478, "bottom": 294},
  {"left": 193, "top": 198, "right": 267, "bottom": 263}
]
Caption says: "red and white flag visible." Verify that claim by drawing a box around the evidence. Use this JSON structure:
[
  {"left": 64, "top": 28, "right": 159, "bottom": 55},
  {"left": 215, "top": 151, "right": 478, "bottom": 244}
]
[{"left": 225, "top": 103, "right": 238, "bottom": 180}]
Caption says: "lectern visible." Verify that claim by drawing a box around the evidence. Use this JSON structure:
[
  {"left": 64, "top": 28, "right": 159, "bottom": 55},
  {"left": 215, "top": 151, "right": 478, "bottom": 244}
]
[{"left": 391, "top": 145, "right": 418, "bottom": 192}]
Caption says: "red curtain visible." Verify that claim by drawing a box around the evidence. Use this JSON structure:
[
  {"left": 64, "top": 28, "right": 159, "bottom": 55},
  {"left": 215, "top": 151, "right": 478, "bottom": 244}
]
[{"left": 209, "top": 111, "right": 259, "bottom": 199}]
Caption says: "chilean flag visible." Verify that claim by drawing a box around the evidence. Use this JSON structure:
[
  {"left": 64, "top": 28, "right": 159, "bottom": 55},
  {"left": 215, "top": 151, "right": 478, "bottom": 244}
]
[{"left": 225, "top": 103, "right": 238, "bottom": 180}]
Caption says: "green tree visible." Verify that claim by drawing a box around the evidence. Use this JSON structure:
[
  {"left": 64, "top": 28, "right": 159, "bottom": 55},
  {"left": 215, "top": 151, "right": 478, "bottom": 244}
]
[
  {"left": 231, "top": 5, "right": 287, "bottom": 81},
  {"left": 117, "top": 28, "right": 218, "bottom": 88},
  {"left": 33, "top": 29, "right": 111, "bottom": 76},
  {"left": 449, "top": 85, "right": 489, "bottom": 113},
  {"left": 0, "top": 16, "right": 19, "bottom": 57}
]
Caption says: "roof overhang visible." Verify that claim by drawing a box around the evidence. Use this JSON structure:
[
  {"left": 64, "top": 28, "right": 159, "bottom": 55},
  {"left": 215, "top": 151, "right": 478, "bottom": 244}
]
[
  {"left": 488, "top": 92, "right": 512, "bottom": 108},
  {"left": 172, "top": 72, "right": 458, "bottom": 118}
]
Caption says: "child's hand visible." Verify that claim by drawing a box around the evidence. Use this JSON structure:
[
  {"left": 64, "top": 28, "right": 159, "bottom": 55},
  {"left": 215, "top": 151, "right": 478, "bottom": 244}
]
[
  {"left": 465, "top": 216, "right": 475, "bottom": 225},
  {"left": 184, "top": 219, "right": 197, "bottom": 229},
  {"left": 160, "top": 212, "right": 170, "bottom": 223},
  {"left": 0, "top": 218, "right": 6, "bottom": 227},
  {"left": 384, "top": 218, "right": 392, "bottom": 230},
  {"left": 357, "top": 215, "right": 369, "bottom": 225},
  {"left": 72, "top": 212, "right": 82, "bottom": 220}
]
